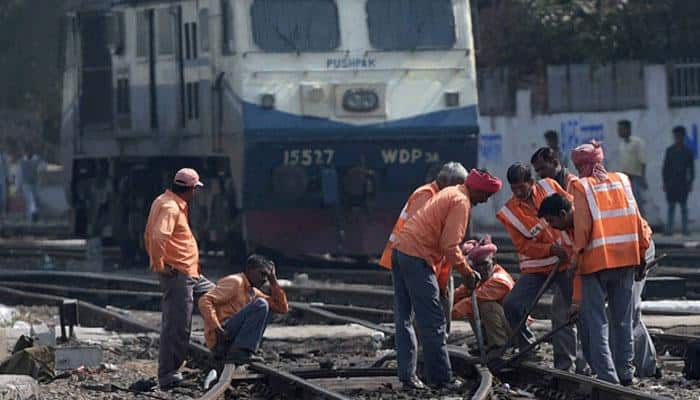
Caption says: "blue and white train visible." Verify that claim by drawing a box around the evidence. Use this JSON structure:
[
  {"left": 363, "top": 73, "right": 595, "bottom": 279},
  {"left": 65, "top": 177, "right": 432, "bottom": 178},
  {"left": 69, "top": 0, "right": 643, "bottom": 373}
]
[{"left": 60, "top": 0, "right": 480, "bottom": 260}]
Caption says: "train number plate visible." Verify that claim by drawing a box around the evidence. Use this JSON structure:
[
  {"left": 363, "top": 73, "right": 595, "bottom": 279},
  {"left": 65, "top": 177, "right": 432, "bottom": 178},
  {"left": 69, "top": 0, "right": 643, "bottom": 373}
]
[{"left": 283, "top": 149, "right": 335, "bottom": 166}]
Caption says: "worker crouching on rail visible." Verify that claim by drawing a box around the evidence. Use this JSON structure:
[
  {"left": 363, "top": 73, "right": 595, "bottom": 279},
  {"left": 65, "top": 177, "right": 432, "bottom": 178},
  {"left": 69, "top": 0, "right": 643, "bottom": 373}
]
[
  {"left": 391, "top": 169, "right": 502, "bottom": 390},
  {"left": 199, "top": 254, "right": 289, "bottom": 364},
  {"left": 452, "top": 239, "right": 515, "bottom": 352}
]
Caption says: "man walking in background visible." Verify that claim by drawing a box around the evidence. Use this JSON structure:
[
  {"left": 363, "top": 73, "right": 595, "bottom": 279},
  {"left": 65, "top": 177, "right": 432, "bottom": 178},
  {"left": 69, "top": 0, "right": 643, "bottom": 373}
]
[
  {"left": 618, "top": 120, "right": 647, "bottom": 215},
  {"left": 144, "top": 168, "right": 214, "bottom": 390},
  {"left": 544, "top": 130, "right": 570, "bottom": 169},
  {"left": 662, "top": 126, "right": 695, "bottom": 236}
]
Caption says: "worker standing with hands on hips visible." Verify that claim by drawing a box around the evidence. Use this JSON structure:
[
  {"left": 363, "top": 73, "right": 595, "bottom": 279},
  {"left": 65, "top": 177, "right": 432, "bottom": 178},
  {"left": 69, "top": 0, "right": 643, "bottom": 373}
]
[{"left": 144, "top": 168, "right": 215, "bottom": 390}]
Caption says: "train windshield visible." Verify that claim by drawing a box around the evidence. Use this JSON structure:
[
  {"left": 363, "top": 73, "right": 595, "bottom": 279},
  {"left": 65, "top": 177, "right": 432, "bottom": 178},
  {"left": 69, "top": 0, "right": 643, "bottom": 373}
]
[
  {"left": 251, "top": 0, "right": 340, "bottom": 52},
  {"left": 367, "top": 0, "right": 456, "bottom": 51}
]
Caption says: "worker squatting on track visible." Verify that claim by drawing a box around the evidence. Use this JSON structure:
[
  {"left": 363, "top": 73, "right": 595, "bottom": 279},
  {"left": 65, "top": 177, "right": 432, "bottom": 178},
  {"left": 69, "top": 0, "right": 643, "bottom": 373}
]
[
  {"left": 452, "top": 239, "right": 515, "bottom": 351},
  {"left": 146, "top": 144, "right": 660, "bottom": 393},
  {"left": 199, "top": 254, "right": 289, "bottom": 364}
]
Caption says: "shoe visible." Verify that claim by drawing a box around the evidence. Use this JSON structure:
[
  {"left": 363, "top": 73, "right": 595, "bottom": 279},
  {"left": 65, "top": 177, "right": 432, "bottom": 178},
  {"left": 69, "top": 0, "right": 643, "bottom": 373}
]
[
  {"left": 401, "top": 376, "right": 426, "bottom": 390},
  {"left": 226, "top": 349, "right": 264, "bottom": 364},
  {"left": 654, "top": 366, "right": 663, "bottom": 379},
  {"left": 620, "top": 377, "right": 638, "bottom": 387},
  {"left": 429, "top": 377, "right": 465, "bottom": 391}
]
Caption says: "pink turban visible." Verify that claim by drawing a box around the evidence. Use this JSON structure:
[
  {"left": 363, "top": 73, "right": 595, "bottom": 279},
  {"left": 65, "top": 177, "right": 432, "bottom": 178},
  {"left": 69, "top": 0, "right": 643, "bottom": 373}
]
[
  {"left": 462, "top": 240, "right": 498, "bottom": 264},
  {"left": 465, "top": 169, "right": 503, "bottom": 194},
  {"left": 571, "top": 140, "right": 607, "bottom": 179}
]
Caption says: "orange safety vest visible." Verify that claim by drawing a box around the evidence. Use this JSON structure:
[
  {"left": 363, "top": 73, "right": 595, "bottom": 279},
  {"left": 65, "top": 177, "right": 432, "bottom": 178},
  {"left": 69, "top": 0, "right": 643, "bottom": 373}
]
[
  {"left": 573, "top": 172, "right": 642, "bottom": 275},
  {"left": 379, "top": 182, "right": 439, "bottom": 269},
  {"left": 497, "top": 179, "right": 572, "bottom": 274},
  {"left": 452, "top": 265, "right": 515, "bottom": 320}
]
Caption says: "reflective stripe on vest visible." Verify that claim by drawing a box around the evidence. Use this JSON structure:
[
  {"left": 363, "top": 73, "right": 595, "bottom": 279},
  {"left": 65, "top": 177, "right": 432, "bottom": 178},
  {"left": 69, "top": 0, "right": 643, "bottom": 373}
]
[
  {"left": 498, "top": 206, "right": 537, "bottom": 238},
  {"left": 580, "top": 173, "right": 639, "bottom": 252},
  {"left": 538, "top": 179, "right": 556, "bottom": 196},
  {"left": 580, "top": 173, "right": 637, "bottom": 220},
  {"left": 519, "top": 255, "right": 560, "bottom": 270},
  {"left": 586, "top": 233, "right": 639, "bottom": 250}
]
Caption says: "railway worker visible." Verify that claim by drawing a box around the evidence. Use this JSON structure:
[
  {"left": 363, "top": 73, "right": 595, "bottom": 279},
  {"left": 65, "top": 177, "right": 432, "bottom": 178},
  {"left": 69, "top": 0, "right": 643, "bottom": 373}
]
[
  {"left": 199, "top": 254, "right": 288, "bottom": 364},
  {"left": 551, "top": 140, "right": 649, "bottom": 385},
  {"left": 498, "top": 163, "right": 575, "bottom": 367},
  {"left": 452, "top": 239, "right": 515, "bottom": 351},
  {"left": 144, "top": 168, "right": 215, "bottom": 390},
  {"left": 379, "top": 161, "right": 469, "bottom": 335},
  {"left": 531, "top": 147, "right": 577, "bottom": 191},
  {"left": 391, "top": 168, "right": 502, "bottom": 390},
  {"left": 538, "top": 193, "right": 661, "bottom": 381},
  {"left": 531, "top": 147, "right": 588, "bottom": 373}
]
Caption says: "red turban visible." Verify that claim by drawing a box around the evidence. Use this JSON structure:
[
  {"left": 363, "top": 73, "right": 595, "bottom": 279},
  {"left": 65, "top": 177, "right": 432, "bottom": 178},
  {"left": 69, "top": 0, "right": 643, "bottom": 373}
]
[
  {"left": 462, "top": 240, "right": 498, "bottom": 263},
  {"left": 571, "top": 140, "right": 607, "bottom": 179},
  {"left": 465, "top": 169, "right": 502, "bottom": 194}
]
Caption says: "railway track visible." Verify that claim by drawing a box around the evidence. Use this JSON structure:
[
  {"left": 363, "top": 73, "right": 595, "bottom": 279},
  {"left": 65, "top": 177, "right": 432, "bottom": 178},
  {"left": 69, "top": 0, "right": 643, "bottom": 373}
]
[{"left": 0, "top": 275, "right": 687, "bottom": 400}]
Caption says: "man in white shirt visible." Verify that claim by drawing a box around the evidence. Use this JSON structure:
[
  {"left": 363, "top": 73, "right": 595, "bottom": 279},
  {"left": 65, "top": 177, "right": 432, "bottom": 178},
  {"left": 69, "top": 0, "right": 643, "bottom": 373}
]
[{"left": 617, "top": 120, "right": 647, "bottom": 215}]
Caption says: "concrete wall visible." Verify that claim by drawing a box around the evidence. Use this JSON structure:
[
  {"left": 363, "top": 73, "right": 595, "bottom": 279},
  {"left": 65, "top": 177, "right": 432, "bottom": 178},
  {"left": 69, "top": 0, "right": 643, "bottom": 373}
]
[{"left": 473, "top": 65, "right": 700, "bottom": 231}]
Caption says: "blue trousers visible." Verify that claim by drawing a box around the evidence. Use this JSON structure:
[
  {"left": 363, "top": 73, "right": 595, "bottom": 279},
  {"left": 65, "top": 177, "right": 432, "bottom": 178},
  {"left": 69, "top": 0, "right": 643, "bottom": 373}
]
[
  {"left": 215, "top": 298, "right": 270, "bottom": 355},
  {"left": 392, "top": 250, "right": 452, "bottom": 385},
  {"left": 581, "top": 267, "right": 635, "bottom": 384}
]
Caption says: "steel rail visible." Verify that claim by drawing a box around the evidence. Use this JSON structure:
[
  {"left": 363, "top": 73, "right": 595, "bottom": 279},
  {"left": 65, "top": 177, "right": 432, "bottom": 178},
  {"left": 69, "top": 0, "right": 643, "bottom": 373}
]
[
  {"left": 249, "top": 362, "right": 353, "bottom": 400},
  {"left": 199, "top": 364, "right": 236, "bottom": 400}
]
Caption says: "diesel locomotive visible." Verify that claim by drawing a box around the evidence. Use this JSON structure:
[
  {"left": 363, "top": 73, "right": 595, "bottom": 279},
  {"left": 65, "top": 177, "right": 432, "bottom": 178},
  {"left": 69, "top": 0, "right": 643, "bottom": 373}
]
[{"left": 60, "top": 0, "right": 480, "bottom": 260}]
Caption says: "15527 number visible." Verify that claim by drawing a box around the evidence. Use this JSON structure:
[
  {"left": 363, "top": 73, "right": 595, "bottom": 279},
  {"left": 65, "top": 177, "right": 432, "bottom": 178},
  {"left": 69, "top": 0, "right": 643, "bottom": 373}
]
[{"left": 283, "top": 149, "right": 335, "bottom": 166}]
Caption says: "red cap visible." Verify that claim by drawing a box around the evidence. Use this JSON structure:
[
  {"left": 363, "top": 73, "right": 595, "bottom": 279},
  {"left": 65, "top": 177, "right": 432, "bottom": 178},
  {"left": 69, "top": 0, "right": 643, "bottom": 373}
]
[{"left": 173, "top": 168, "right": 203, "bottom": 188}]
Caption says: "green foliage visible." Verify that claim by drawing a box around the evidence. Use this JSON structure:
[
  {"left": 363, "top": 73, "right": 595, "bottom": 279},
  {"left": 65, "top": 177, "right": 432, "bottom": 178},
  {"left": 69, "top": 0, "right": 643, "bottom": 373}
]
[{"left": 476, "top": 0, "right": 700, "bottom": 70}]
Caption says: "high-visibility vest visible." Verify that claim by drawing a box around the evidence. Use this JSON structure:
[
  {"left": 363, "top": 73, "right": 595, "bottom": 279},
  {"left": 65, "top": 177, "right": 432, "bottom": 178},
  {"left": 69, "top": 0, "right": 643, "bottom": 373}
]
[
  {"left": 497, "top": 178, "right": 572, "bottom": 274},
  {"left": 452, "top": 264, "right": 515, "bottom": 320},
  {"left": 573, "top": 172, "right": 642, "bottom": 275},
  {"left": 379, "top": 182, "right": 438, "bottom": 269}
]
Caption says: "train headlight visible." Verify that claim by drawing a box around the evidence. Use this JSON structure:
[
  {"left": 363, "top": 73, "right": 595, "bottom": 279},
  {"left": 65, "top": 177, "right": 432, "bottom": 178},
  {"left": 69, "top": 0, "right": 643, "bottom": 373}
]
[
  {"left": 445, "top": 92, "right": 460, "bottom": 107},
  {"left": 261, "top": 94, "right": 275, "bottom": 109},
  {"left": 342, "top": 89, "right": 379, "bottom": 112}
]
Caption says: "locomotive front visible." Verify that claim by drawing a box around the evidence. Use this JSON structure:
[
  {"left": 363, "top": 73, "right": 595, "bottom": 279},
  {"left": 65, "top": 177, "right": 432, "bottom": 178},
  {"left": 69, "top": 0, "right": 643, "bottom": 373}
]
[{"left": 230, "top": 0, "right": 480, "bottom": 257}]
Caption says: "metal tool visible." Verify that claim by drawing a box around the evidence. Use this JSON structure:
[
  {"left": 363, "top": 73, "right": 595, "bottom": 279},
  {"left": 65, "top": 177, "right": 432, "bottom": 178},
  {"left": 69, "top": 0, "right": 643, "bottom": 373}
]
[
  {"left": 496, "top": 261, "right": 562, "bottom": 358},
  {"left": 490, "top": 313, "right": 578, "bottom": 371},
  {"left": 635, "top": 253, "right": 667, "bottom": 281},
  {"left": 471, "top": 288, "right": 487, "bottom": 365}
]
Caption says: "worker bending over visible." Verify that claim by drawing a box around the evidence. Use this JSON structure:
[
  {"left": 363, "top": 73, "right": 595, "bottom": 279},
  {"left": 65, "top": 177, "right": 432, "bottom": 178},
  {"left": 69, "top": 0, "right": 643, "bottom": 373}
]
[
  {"left": 391, "top": 169, "right": 502, "bottom": 390},
  {"left": 199, "top": 255, "right": 288, "bottom": 364},
  {"left": 498, "top": 163, "right": 575, "bottom": 367},
  {"left": 452, "top": 239, "right": 514, "bottom": 351},
  {"left": 380, "top": 162, "right": 469, "bottom": 334},
  {"left": 539, "top": 193, "right": 660, "bottom": 381},
  {"left": 531, "top": 148, "right": 588, "bottom": 373}
]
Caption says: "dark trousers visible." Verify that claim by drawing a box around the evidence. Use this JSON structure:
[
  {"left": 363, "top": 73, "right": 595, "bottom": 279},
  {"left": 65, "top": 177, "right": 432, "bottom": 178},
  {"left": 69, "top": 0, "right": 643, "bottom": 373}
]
[
  {"left": 392, "top": 250, "right": 452, "bottom": 385},
  {"left": 214, "top": 298, "right": 270, "bottom": 357},
  {"left": 158, "top": 268, "right": 214, "bottom": 386},
  {"left": 667, "top": 198, "right": 689, "bottom": 235}
]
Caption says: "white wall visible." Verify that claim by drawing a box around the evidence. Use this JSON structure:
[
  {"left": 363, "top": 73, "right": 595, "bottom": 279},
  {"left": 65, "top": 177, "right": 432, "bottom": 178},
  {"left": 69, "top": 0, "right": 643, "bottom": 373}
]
[{"left": 473, "top": 65, "right": 700, "bottom": 231}]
